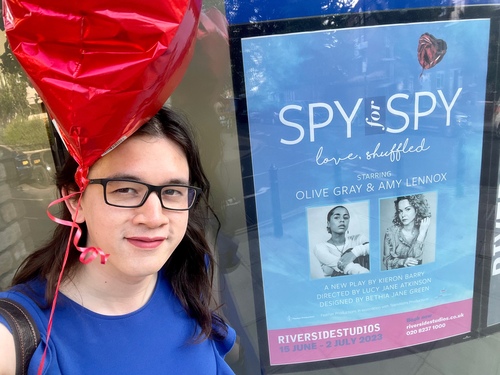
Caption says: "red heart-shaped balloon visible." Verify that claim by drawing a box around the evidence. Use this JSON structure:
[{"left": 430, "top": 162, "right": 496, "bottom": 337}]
[
  {"left": 3, "top": 0, "right": 201, "bottom": 185},
  {"left": 418, "top": 32, "right": 447, "bottom": 75}
]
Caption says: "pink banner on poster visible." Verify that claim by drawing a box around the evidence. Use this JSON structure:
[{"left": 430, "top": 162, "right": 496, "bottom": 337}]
[{"left": 268, "top": 299, "right": 472, "bottom": 365}]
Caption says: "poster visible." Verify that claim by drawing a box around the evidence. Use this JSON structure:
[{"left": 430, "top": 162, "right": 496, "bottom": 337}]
[
  {"left": 487, "top": 168, "right": 500, "bottom": 327},
  {"left": 240, "top": 19, "right": 490, "bottom": 365}
]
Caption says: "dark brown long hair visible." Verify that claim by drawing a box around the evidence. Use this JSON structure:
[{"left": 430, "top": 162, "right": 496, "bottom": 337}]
[{"left": 12, "top": 106, "right": 227, "bottom": 341}]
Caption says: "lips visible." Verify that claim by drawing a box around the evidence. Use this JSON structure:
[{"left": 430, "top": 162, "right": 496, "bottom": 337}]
[{"left": 126, "top": 237, "right": 165, "bottom": 249}]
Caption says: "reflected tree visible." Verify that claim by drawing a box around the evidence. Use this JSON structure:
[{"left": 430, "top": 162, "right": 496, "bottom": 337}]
[{"left": 0, "top": 3, "right": 30, "bottom": 125}]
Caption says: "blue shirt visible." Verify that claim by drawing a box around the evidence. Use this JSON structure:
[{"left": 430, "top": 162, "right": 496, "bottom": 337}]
[{"left": 0, "top": 272, "right": 236, "bottom": 374}]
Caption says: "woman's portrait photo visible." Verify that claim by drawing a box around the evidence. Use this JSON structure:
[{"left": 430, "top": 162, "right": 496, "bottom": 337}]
[
  {"left": 308, "top": 201, "right": 370, "bottom": 279},
  {"left": 380, "top": 192, "right": 437, "bottom": 270}
]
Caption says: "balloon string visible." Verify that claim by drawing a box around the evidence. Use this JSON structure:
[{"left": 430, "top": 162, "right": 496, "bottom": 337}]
[
  {"left": 46, "top": 193, "right": 110, "bottom": 264},
  {"left": 38, "top": 193, "right": 109, "bottom": 374}
]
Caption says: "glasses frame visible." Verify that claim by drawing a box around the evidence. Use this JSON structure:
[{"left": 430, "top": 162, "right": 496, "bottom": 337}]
[{"left": 88, "top": 178, "right": 202, "bottom": 211}]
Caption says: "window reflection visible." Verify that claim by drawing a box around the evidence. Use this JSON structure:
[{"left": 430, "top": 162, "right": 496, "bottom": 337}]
[{"left": 0, "top": 29, "right": 57, "bottom": 290}]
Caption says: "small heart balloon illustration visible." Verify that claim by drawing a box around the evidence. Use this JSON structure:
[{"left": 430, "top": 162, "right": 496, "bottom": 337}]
[
  {"left": 2, "top": 0, "right": 201, "bottom": 185},
  {"left": 418, "top": 33, "right": 447, "bottom": 76}
]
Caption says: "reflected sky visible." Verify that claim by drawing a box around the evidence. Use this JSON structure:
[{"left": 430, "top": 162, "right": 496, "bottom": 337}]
[{"left": 225, "top": 0, "right": 497, "bottom": 25}]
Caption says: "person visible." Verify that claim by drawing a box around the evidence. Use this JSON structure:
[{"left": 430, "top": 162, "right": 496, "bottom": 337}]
[
  {"left": 313, "top": 206, "right": 370, "bottom": 277},
  {"left": 0, "top": 107, "right": 236, "bottom": 374},
  {"left": 383, "top": 194, "right": 431, "bottom": 270}
]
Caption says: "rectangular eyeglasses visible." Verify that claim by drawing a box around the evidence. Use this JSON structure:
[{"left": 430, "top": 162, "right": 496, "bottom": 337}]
[{"left": 88, "top": 178, "right": 202, "bottom": 211}]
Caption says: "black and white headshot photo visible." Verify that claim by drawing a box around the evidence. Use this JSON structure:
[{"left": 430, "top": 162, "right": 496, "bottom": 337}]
[{"left": 308, "top": 201, "right": 370, "bottom": 279}]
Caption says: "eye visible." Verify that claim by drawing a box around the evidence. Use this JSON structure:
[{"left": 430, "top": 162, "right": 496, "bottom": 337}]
[
  {"left": 106, "top": 181, "right": 144, "bottom": 196},
  {"left": 162, "top": 187, "right": 185, "bottom": 197},
  {"left": 109, "top": 186, "right": 140, "bottom": 196},
  {"left": 113, "top": 187, "right": 138, "bottom": 194}
]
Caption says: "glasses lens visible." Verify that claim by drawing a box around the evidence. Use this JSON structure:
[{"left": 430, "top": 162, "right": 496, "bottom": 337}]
[
  {"left": 161, "top": 185, "right": 196, "bottom": 210},
  {"left": 105, "top": 180, "right": 148, "bottom": 207}
]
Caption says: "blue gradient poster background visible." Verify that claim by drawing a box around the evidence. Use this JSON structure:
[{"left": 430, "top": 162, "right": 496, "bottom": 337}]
[{"left": 241, "top": 19, "right": 490, "bottom": 363}]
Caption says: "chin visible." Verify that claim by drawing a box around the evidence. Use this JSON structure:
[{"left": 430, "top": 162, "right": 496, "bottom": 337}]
[{"left": 122, "top": 258, "right": 168, "bottom": 277}]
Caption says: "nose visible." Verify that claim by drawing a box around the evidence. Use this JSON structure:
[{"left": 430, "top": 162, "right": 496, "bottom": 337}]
[{"left": 133, "top": 191, "right": 169, "bottom": 227}]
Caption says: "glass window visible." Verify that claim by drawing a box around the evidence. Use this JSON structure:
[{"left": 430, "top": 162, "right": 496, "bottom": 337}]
[
  {"left": 171, "top": 2, "right": 500, "bottom": 375},
  {"left": 2, "top": 2, "right": 500, "bottom": 375},
  {"left": 0, "top": 29, "right": 57, "bottom": 290}
]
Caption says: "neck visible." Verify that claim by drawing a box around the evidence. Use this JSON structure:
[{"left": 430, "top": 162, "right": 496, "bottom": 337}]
[
  {"left": 403, "top": 222, "right": 415, "bottom": 231},
  {"left": 329, "top": 233, "right": 346, "bottom": 246},
  {"left": 60, "top": 263, "right": 158, "bottom": 315}
]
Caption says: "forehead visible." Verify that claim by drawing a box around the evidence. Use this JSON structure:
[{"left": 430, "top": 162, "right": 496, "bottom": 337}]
[
  {"left": 331, "top": 207, "right": 349, "bottom": 216},
  {"left": 89, "top": 135, "right": 189, "bottom": 182},
  {"left": 398, "top": 199, "right": 412, "bottom": 209}
]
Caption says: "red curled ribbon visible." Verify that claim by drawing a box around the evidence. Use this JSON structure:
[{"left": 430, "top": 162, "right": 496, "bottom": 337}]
[
  {"left": 46, "top": 192, "right": 110, "bottom": 265},
  {"left": 39, "top": 191, "right": 109, "bottom": 374}
]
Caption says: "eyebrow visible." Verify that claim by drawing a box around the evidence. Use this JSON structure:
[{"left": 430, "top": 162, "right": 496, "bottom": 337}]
[{"left": 103, "top": 173, "right": 190, "bottom": 185}]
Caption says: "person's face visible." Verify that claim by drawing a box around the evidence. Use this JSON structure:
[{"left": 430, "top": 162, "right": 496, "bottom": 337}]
[
  {"left": 71, "top": 134, "right": 190, "bottom": 281},
  {"left": 328, "top": 207, "right": 350, "bottom": 235},
  {"left": 397, "top": 199, "right": 416, "bottom": 226}
]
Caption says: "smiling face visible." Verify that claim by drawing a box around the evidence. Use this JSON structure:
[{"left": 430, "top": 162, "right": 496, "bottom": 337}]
[
  {"left": 70, "top": 134, "right": 190, "bottom": 281},
  {"left": 327, "top": 206, "right": 350, "bottom": 235},
  {"left": 397, "top": 199, "right": 416, "bottom": 226}
]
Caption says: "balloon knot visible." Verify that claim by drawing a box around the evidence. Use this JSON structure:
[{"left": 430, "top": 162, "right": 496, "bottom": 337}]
[{"left": 75, "top": 166, "right": 89, "bottom": 190}]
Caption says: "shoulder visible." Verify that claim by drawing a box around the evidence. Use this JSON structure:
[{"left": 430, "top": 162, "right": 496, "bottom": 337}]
[
  {"left": 211, "top": 324, "right": 237, "bottom": 374},
  {"left": 0, "top": 282, "right": 46, "bottom": 375},
  {"left": 315, "top": 242, "right": 331, "bottom": 251},
  {"left": 385, "top": 225, "right": 399, "bottom": 235},
  {"left": 0, "top": 280, "right": 48, "bottom": 339},
  {"left": 0, "top": 321, "right": 15, "bottom": 375},
  {"left": 213, "top": 324, "right": 236, "bottom": 357},
  {"left": 0, "top": 280, "right": 45, "bottom": 311},
  {"left": 347, "top": 233, "right": 368, "bottom": 244},
  {"left": 314, "top": 242, "right": 334, "bottom": 257}
]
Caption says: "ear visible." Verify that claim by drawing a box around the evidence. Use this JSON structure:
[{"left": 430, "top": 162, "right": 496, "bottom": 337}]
[{"left": 62, "top": 187, "right": 86, "bottom": 223}]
